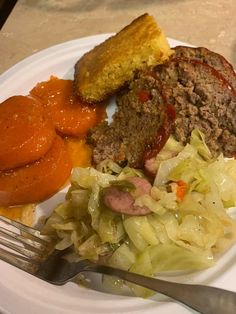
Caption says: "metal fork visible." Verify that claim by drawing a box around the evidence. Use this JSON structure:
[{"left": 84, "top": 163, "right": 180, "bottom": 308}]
[{"left": 0, "top": 215, "right": 236, "bottom": 314}]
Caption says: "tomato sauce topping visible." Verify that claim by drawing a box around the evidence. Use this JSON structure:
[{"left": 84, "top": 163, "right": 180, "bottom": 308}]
[
  {"left": 144, "top": 104, "right": 176, "bottom": 161},
  {"left": 137, "top": 89, "right": 152, "bottom": 103}
]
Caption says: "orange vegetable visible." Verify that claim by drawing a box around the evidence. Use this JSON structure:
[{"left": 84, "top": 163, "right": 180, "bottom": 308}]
[
  {"left": 0, "top": 95, "right": 56, "bottom": 171},
  {"left": 0, "top": 136, "right": 72, "bottom": 206},
  {"left": 0, "top": 204, "right": 35, "bottom": 224},
  {"left": 175, "top": 180, "right": 188, "bottom": 201},
  {"left": 30, "top": 76, "right": 107, "bottom": 137},
  {"left": 0, "top": 206, "right": 23, "bottom": 220},
  {"left": 65, "top": 137, "right": 92, "bottom": 168}
]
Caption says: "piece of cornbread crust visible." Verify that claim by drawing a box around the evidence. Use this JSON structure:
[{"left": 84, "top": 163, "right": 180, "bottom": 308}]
[{"left": 74, "top": 13, "right": 173, "bottom": 102}]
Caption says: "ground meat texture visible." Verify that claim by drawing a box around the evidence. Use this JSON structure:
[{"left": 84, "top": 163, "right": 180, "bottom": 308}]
[
  {"left": 88, "top": 72, "right": 167, "bottom": 167},
  {"left": 172, "top": 46, "right": 236, "bottom": 91},
  {"left": 154, "top": 58, "right": 236, "bottom": 157}
]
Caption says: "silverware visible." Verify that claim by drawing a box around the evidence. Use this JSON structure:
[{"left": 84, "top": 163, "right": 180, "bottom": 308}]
[{"left": 0, "top": 215, "right": 235, "bottom": 314}]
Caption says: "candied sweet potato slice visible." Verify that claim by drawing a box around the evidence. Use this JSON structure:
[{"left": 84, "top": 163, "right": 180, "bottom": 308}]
[
  {"left": 0, "top": 95, "right": 56, "bottom": 171},
  {"left": 0, "top": 136, "right": 72, "bottom": 206},
  {"left": 30, "top": 76, "right": 107, "bottom": 137}
]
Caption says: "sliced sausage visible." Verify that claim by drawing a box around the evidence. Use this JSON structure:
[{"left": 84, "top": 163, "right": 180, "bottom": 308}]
[
  {"left": 126, "top": 176, "right": 152, "bottom": 197},
  {"left": 101, "top": 177, "right": 152, "bottom": 216}
]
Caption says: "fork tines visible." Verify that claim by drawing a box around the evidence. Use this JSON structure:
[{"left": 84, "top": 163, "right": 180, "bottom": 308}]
[{"left": 0, "top": 215, "right": 54, "bottom": 273}]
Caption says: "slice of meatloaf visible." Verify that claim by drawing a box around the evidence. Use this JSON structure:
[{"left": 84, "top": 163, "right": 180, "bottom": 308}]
[
  {"left": 172, "top": 46, "right": 236, "bottom": 91},
  {"left": 88, "top": 72, "right": 168, "bottom": 167},
  {"left": 154, "top": 58, "right": 236, "bottom": 157}
]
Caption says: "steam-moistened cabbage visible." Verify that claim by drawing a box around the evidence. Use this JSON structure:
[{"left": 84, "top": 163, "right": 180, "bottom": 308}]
[{"left": 43, "top": 130, "right": 236, "bottom": 297}]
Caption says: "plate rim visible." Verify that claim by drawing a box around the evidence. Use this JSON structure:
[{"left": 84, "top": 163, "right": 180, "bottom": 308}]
[{"left": 0, "top": 34, "right": 235, "bottom": 314}]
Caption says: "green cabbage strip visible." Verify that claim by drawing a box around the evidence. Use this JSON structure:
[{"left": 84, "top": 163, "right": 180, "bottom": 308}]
[{"left": 42, "top": 130, "right": 236, "bottom": 297}]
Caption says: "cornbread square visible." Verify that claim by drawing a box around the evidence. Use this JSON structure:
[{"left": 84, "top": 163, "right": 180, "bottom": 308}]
[{"left": 74, "top": 13, "right": 172, "bottom": 102}]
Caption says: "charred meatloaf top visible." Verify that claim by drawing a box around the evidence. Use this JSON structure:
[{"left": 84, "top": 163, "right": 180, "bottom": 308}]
[
  {"left": 88, "top": 72, "right": 170, "bottom": 167},
  {"left": 172, "top": 46, "right": 236, "bottom": 91},
  {"left": 154, "top": 58, "right": 236, "bottom": 157}
]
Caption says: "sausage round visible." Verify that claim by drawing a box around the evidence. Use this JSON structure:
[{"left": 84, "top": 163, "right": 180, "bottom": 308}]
[{"left": 102, "top": 177, "right": 152, "bottom": 216}]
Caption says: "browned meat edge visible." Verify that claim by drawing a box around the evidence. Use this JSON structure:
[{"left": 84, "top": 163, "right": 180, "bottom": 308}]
[{"left": 172, "top": 46, "right": 236, "bottom": 91}]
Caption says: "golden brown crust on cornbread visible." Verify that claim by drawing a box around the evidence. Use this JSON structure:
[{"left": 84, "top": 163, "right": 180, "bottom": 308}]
[{"left": 74, "top": 13, "right": 172, "bottom": 102}]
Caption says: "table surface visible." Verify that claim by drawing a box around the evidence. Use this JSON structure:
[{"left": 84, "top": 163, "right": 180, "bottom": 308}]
[{"left": 0, "top": 0, "right": 236, "bottom": 75}]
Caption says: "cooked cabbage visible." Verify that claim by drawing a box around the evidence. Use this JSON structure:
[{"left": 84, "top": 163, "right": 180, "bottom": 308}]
[{"left": 43, "top": 130, "right": 236, "bottom": 297}]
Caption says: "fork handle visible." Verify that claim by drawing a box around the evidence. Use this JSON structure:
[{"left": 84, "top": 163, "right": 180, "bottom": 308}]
[{"left": 88, "top": 264, "right": 236, "bottom": 314}]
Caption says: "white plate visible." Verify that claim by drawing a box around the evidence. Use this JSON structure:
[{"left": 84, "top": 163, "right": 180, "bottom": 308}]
[{"left": 0, "top": 34, "right": 236, "bottom": 314}]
